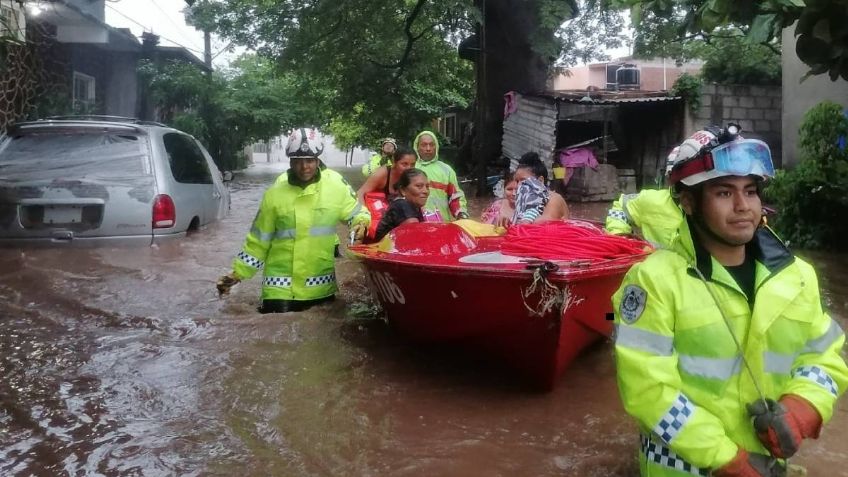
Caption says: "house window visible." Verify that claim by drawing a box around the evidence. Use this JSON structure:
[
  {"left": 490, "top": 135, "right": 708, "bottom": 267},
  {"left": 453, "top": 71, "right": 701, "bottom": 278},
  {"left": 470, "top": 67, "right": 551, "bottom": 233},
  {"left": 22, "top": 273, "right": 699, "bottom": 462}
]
[
  {"left": 72, "top": 72, "right": 96, "bottom": 112},
  {"left": 0, "top": 1, "right": 26, "bottom": 42}
]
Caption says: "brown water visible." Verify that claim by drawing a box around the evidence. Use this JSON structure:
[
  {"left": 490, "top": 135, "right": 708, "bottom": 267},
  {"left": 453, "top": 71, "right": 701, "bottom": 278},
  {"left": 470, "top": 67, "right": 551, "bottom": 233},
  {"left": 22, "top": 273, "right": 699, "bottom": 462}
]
[{"left": 1, "top": 166, "right": 846, "bottom": 476}]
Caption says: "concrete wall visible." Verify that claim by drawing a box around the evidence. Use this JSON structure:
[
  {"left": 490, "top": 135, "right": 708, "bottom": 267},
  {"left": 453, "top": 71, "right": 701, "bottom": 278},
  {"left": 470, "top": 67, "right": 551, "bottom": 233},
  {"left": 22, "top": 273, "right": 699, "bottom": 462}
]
[
  {"left": 782, "top": 26, "right": 848, "bottom": 168},
  {"left": 686, "top": 83, "right": 783, "bottom": 166}
]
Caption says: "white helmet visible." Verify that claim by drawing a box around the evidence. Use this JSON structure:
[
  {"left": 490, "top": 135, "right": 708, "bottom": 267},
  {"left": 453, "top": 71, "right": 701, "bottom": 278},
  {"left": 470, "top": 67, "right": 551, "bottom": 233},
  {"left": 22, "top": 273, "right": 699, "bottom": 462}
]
[
  {"left": 286, "top": 128, "right": 324, "bottom": 158},
  {"left": 668, "top": 124, "right": 774, "bottom": 187}
]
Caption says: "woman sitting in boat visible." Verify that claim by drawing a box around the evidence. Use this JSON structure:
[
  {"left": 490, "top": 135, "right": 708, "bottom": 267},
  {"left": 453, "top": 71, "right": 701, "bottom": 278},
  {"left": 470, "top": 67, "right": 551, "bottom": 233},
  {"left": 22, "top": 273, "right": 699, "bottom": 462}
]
[
  {"left": 356, "top": 146, "right": 417, "bottom": 204},
  {"left": 373, "top": 168, "right": 429, "bottom": 241},
  {"left": 512, "top": 153, "right": 569, "bottom": 224},
  {"left": 480, "top": 170, "right": 517, "bottom": 228},
  {"left": 357, "top": 147, "right": 417, "bottom": 241}
]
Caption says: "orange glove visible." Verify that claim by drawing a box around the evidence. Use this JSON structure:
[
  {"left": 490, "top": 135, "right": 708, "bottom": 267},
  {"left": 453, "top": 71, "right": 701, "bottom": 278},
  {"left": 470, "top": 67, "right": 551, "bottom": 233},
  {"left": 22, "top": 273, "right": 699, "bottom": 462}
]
[
  {"left": 747, "top": 395, "right": 822, "bottom": 459},
  {"left": 713, "top": 448, "right": 786, "bottom": 477}
]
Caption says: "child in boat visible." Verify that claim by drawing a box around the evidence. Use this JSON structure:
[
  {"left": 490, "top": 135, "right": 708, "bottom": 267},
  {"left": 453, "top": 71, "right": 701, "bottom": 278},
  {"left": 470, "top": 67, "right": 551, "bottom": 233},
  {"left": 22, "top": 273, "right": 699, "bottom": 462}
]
[
  {"left": 373, "top": 168, "right": 429, "bottom": 241},
  {"left": 480, "top": 170, "right": 517, "bottom": 228}
]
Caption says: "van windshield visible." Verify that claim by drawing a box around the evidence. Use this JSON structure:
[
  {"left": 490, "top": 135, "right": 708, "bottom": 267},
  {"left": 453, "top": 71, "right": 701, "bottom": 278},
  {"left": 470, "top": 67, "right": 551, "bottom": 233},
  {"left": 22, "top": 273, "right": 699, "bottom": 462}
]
[{"left": 0, "top": 131, "right": 151, "bottom": 183}]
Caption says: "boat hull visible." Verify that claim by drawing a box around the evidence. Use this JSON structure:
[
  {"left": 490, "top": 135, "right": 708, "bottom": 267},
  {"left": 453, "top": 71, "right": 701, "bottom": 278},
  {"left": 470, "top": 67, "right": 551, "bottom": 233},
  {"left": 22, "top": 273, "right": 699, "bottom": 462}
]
[{"left": 351, "top": 222, "right": 645, "bottom": 390}]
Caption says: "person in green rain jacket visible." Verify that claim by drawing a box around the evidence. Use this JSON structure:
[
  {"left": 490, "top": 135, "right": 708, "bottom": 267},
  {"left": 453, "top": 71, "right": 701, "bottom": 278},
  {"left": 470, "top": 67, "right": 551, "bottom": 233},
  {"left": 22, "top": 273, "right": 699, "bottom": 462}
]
[
  {"left": 217, "top": 128, "right": 370, "bottom": 313},
  {"left": 613, "top": 129, "right": 847, "bottom": 477},
  {"left": 412, "top": 130, "right": 467, "bottom": 222},
  {"left": 361, "top": 137, "right": 397, "bottom": 177}
]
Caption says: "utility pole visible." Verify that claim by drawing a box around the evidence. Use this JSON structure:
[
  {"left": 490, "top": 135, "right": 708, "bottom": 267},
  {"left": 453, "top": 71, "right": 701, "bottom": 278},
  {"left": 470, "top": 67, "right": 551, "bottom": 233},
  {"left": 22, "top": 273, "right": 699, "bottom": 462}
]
[{"left": 204, "top": 30, "right": 212, "bottom": 69}]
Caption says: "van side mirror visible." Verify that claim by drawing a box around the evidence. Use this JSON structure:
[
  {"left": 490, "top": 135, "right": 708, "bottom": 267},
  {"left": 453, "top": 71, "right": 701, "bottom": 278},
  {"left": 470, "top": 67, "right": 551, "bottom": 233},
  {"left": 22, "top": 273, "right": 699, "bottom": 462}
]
[{"left": 222, "top": 171, "right": 234, "bottom": 182}]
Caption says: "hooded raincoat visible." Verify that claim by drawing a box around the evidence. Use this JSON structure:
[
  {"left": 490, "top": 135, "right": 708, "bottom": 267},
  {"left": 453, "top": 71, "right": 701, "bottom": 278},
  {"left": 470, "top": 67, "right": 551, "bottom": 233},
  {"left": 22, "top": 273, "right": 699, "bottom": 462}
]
[
  {"left": 412, "top": 131, "right": 467, "bottom": 221},
  {"left": 233, "top": 168, "right": 370, "bottom": 302},
  {"left": 612, "top": 216, "right": 847, "bottom": 476}
]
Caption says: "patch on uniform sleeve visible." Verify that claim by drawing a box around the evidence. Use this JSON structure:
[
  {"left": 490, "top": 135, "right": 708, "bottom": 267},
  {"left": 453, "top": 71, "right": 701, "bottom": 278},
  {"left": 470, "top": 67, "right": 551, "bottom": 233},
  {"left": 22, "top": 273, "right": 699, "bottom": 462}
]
[{"left": 620, "top": 285, "right": 647, "bottom": 323}]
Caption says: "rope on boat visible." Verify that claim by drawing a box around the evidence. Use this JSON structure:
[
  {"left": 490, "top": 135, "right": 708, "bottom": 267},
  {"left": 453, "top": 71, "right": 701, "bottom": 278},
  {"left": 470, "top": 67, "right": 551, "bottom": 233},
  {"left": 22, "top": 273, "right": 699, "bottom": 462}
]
[
  {"left": 502, "top": 221, "right": 651, "bottom": 262},
  {"left": 522, "top": 262, "right": 583, "bottom": 318}
]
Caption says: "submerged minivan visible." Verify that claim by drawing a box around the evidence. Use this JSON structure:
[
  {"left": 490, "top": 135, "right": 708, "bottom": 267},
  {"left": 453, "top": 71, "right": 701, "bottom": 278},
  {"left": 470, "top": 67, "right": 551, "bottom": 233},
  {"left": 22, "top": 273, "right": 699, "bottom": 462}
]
[{"left": 0, "top": 117, "right": 230, "bottom": 247}]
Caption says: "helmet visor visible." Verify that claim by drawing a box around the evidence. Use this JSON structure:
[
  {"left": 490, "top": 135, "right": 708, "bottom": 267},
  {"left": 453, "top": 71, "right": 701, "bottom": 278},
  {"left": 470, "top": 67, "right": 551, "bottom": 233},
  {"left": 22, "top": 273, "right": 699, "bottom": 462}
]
[
  {"left": 670, "top": 139, "right": 775, "bottom": 185},
  {"left": 710, "top": 139, "right": 775, "bottom": 178}
]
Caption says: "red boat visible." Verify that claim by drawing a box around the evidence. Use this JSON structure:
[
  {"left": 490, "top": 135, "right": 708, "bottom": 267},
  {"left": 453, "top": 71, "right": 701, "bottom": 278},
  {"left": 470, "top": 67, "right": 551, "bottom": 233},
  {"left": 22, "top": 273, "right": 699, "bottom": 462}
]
[{"left": 348, "top": 221, "right": 650, "bottom": 390}]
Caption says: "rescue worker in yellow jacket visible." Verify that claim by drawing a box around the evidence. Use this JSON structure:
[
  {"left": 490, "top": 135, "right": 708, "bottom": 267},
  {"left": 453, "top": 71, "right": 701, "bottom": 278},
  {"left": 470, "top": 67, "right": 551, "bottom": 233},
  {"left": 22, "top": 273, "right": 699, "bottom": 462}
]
[
  {"left": 217, "top": 128, "right": 370, "bottom": 313},
  {"left": 412, "top": 131, "right": 468, "bottom": 221},
  {"left": 361, "top": 137, "right": 397, "bottom": 177},
  {"left": 613, "top": 127, "right": 848, "bottom": 477},
  {"left": 605, "top": 146, "right": 682, "bottom": 248}
]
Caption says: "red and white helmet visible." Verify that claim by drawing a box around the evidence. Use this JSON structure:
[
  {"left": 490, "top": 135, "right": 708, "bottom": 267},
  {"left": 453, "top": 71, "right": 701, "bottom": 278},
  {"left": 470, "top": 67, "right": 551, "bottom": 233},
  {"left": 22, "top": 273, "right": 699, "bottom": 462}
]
[
  {"left": 286, "top": 128, "right": 324, "bottom": 158},
  {"left": 668, "top": 124, "right": 774, "bottom": 187}
]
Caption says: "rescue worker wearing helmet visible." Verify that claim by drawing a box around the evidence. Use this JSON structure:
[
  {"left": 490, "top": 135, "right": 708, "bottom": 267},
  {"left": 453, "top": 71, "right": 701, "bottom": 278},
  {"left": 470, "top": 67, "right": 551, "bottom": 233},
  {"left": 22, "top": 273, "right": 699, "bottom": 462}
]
[
  {"left": 613, "top": 126, "right": 848, "bottom": 477},
  {"left": 413, "top": 130, "right": 468, "bottom": 221},
  {"left": 217, "top": 128, "right": 370, "bottom": 313},
  {"left": 361, "top": 138, "right": 397, "bottom": 177},
  {"left": 605, "top": 145, "right": 683, "bottom": 248}
]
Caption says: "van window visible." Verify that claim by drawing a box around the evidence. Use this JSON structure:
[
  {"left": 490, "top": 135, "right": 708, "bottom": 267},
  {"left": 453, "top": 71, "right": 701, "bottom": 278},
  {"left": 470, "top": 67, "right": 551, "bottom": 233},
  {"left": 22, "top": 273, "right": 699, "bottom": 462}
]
[
  {"left": 0, "top": 132, "right": 150, "bottom": 182},
  {"left": 163, "top": 133, "right": 213, "bottom": 184}
]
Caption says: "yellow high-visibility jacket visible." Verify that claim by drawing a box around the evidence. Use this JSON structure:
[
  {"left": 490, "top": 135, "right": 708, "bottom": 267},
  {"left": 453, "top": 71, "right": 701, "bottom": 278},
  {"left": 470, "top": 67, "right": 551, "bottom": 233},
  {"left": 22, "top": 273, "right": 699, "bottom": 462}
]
[
  {"left": 361, "top": 154, "right": 392, "bottom": 177},
  {"left": 413, "top": 131, "right": 467, "bottom": 221},
  {"left": 605, "top": 188, "right": 683, "bottom": 249},
  {"left": 233, "top": 169, "right": 369, "bottom": 301},
  {"left": 613, "top": 218, "right": 847, "bottom": 476}
]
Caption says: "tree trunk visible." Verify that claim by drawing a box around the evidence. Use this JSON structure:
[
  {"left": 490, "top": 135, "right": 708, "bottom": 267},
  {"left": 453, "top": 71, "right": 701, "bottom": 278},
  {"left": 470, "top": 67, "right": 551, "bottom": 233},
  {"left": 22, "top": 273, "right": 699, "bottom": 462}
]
[{"left": 472, "top": 0, "right": 563, "bottom": 194}]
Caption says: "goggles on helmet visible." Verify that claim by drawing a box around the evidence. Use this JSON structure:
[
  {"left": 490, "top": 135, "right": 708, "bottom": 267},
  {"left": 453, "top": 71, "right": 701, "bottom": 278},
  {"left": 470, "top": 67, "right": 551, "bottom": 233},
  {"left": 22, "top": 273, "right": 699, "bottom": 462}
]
[{"left": 669, "top": 139, "right": 775, "bottom": 186}]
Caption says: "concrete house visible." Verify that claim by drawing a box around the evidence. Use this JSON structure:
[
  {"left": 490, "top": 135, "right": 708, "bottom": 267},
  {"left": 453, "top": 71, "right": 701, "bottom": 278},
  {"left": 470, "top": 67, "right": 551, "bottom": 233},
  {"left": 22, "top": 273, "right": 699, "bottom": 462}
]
[{"left": 0, "top": 0, "right": 207, "bottom": 131}]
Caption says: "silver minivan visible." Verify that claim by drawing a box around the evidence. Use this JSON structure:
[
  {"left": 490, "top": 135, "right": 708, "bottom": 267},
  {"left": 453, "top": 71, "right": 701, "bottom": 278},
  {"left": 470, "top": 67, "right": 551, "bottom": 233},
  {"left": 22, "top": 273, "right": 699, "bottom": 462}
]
[{"left": 0, "top": 117, "right": 230, "bottom": 247}]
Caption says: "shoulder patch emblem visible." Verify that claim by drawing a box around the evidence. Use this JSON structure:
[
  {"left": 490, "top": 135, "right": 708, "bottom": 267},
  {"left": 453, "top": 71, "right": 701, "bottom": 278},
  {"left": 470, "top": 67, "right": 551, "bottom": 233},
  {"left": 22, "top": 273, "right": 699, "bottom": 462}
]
[{"left": 620, "top": 285, "right": 647, "bottom": 324}]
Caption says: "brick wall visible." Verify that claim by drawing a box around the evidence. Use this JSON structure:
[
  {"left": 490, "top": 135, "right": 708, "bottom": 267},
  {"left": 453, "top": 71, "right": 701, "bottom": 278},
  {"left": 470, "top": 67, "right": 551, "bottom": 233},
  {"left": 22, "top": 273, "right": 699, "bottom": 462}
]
[{"left": 686, "top": 83, "right": 783, "bottom": 166}]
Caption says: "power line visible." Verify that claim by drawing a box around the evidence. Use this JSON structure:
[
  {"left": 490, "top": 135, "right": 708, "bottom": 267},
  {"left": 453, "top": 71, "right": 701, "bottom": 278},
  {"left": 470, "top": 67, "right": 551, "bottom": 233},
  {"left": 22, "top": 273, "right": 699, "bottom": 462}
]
[
  {"left": 149, "top": 0, "right": 204, "bottom": 52},
  {"left": 104, "top": 3, "right": 205, "bottom": 56}
]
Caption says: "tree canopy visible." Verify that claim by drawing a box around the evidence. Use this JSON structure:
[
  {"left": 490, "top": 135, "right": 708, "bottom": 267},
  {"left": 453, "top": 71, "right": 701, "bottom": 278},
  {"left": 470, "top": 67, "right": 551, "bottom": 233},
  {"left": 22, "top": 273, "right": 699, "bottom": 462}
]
[
  {"left": 139, "top": 54, "right": 319, "bottom": 169},
  {"left": 186, "top": 0, "right": 629, "bottom": 154},
  {"left": 615, "top": 0, "right": 848, "bottom": 81},
  {"left": 187, "top": 0, "right": 476, "bottom": 149}
]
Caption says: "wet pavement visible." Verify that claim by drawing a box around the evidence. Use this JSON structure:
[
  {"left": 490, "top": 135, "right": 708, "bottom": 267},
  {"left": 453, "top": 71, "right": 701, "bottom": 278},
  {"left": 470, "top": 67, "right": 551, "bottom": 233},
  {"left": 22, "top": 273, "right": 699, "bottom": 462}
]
[{"left": 1, "top": 164, "right": 846, "bottom": 476}]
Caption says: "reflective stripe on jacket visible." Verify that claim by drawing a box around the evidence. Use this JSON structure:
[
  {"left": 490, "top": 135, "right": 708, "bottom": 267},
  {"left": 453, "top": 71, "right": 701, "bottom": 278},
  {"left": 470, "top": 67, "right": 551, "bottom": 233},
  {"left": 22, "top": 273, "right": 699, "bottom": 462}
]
[
  {"left": 233, "top": 169, "right": 369, "bottom": 301},
  {"left": 605, "top": 188, "right": 682, "bottom": 249},
  {"left": 413, "top": 131, "right": 466, "bottom": 221},
  {"left": 613, "top": 218, "right": 848, "bottom": 476}
]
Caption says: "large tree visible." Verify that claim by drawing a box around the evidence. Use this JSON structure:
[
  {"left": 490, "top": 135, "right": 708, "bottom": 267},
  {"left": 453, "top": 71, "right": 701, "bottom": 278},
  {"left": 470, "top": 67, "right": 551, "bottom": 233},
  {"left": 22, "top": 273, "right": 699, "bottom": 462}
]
[
  {"left": 616, "top": 0, "right": 848, "bottom": 81},
  {"left": 186, "top": 0, "right": 624, "bottom": 185}
]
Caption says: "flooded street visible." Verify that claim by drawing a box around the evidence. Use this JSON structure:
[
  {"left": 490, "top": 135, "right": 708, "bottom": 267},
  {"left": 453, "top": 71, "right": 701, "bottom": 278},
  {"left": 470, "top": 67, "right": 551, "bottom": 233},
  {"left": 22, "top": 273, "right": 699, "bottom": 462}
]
[{"left": 1, "top": 164, "right": 846, "bottom": 476}]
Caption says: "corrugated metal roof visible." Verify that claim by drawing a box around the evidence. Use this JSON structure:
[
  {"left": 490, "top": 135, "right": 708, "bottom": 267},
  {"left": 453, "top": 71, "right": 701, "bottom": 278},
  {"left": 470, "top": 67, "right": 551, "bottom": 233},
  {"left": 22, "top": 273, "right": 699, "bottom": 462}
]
[{"left": 559, "top": 96, "right": 682, "bottom": 105}]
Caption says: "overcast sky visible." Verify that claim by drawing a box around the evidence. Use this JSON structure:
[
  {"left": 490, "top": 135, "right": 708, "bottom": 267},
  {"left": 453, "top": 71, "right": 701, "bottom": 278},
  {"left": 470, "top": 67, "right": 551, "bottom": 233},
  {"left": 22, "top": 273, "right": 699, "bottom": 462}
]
[
  {"left": 103, "top": 0, "right": 631, "bottom": 68},
  {"left": 104, "top": 0, "right": 239, "bottom": 67}
]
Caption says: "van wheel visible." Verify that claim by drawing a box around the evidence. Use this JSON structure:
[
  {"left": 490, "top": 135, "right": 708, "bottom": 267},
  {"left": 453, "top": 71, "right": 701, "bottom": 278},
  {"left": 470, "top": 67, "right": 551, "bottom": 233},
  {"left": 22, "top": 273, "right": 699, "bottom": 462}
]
[{"left": 187, "top": 217, "right": 200, "bottom": 234}]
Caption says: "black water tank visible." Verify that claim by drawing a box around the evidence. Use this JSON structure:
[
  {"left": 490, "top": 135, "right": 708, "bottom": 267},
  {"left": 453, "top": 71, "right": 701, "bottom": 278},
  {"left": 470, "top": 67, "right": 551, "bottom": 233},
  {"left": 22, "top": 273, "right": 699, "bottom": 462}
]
[{"left": 616, "top": 65, "right": 640, "bottom": 90}]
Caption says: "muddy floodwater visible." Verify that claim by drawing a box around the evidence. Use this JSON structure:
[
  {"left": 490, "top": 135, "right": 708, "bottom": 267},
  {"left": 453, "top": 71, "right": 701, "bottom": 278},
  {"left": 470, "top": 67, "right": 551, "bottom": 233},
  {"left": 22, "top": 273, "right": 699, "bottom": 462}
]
[{"left": 1, "top": 164, "right": 847, "bottom": 476}]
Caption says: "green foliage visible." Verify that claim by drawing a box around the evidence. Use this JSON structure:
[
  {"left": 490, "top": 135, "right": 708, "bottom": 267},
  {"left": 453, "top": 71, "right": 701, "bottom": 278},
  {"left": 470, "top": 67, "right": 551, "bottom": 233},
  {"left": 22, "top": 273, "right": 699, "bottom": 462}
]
[
  {"left": 556, "top": 0, "right": 629, "bottom": 66},
  {"left": 186, "top": 0, "right": 628, "bottom": 149},
  {"left": 699, "top": 34, "right": 781, "bottom": 85},
  {"left": 671, "top": 73, "right": 703, "bottom": 111},
  {"left": 616, "top": 0, "right": 848, "bottom": 81},
  {"left": 187, "top": 0, "right": 475, "bottom": 147},
  {"left": 766, "top": 101, "right": 848, "bottom": 249},
  {"left": 139, "top": 54, "right": 318, "bottom": 170}
]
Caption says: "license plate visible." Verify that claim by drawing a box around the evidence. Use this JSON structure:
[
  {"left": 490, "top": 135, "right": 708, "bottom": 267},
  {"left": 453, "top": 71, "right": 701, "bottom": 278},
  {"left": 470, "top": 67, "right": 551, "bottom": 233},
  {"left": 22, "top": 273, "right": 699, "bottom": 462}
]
[{"left": 43, "top": 205, "right": 82, "bottom": 224}]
